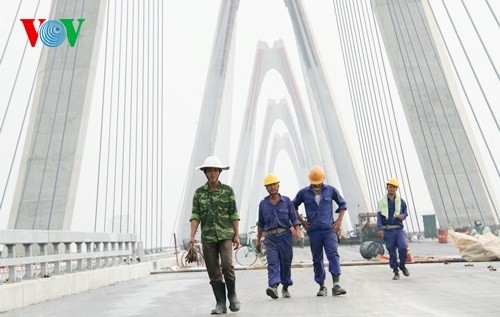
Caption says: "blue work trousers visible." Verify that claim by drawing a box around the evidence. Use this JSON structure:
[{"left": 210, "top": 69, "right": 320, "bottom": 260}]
[
  {"left": 383, "top": 229, "right": 408, "bottom": 271},
  {"left": 264, "top": 230, "right": 293, "bottom": 287},
  {"left": 308, "top": 229, "right": 341, "bottom": 284}
]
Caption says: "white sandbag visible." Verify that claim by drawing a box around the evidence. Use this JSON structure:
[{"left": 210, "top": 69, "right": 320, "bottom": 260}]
[{"left": 448, "top": 229, "right": 500, "bottom": 262}]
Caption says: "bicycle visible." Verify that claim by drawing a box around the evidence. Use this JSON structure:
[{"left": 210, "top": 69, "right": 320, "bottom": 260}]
[
  {"left": 235, "top": 226, "right": 267, "bottom": 266},
  {"left": 181, "top": 241, "right": 205, "bottom": 268}
]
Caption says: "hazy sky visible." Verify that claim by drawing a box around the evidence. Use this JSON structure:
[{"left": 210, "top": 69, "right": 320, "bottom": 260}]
[{"left": 0, "top": 1, "right": 498, "bottom": 244}]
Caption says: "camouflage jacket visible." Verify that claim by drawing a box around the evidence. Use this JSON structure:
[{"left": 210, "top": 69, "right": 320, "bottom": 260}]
[{"left": 190, "top": 181, "right": 240, "bottom": 243}]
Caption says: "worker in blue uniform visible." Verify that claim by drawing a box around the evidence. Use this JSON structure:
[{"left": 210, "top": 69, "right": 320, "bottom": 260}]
[
  {"left": 292, "top": 166, "right": 347, "bottom": 296},
  {"left": 256, "top": 173, "right": 301, "bottom": 299},
  {"left": 376, "top": 178, "right": 410, "bottom": 280}
]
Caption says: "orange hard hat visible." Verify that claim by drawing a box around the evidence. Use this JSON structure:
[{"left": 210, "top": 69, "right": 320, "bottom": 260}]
[{"left": 308, "top": 166, "right": 325, "bottom": 185}]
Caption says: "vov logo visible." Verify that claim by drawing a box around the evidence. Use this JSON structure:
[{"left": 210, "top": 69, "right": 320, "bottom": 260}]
[{"left": 20, "top": 18, "right": 85, "bottom": 47}]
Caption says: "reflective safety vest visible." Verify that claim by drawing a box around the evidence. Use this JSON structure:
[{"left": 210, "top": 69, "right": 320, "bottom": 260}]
[{"left": 378, "top": 195, "right": 401, "bottom": 218}]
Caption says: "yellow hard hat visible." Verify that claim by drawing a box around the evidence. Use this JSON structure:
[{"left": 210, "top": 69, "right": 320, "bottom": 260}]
[
  {"left": 264, "top": 173, "right": 280, "bottom": 186},
  {"left": 386, "top": 178, "right": 399, "bottom": 187},
  {"left": 308, "top": 166, "right": 325, "bottom": 185}
]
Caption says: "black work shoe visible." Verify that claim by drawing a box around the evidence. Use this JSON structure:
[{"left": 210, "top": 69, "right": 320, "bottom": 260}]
[
  {"left": 332, "top": 285, "right": 347, "bottom": 295},
  {"left": 282, "top": 288, "right": 291, "bottom": 298},
  {"left": 400, "top": 266, "right": 410, "bottom": 277},
  {"left": 316, "top": 285, "right": 328, "bottom": 296},
  {"left": 393, "top": 272, "right": 400, "bottom": 280},
  {"left": 266, "top": 286, "right": 279, "bottom": 299}
]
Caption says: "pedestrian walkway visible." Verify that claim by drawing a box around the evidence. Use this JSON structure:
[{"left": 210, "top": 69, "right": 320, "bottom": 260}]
[{"left": 3, "top": 242, "right": 499, "bottom": 316}]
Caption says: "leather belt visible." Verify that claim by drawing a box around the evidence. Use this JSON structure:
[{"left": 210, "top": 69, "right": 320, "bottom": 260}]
[
  {"left": 263, "top": 227, "right": 289, "bottom": 236},
  {"left": 383, "top": 225, "right": 403, "bottom": 230}
]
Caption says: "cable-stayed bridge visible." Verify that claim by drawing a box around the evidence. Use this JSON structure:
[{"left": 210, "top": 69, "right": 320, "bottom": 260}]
[{"left": 0, "top": 0, "right": 498, "bottom": 311}]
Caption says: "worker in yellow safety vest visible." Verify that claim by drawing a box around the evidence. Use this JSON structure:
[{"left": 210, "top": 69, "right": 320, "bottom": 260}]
[{"left": 376, "top": 178, "right": 410, "bottom": 280}]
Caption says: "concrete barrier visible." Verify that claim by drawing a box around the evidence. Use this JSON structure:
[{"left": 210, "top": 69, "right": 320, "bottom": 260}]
[{"left": 0, "top": 262, "right": 152, "bottom": 313}]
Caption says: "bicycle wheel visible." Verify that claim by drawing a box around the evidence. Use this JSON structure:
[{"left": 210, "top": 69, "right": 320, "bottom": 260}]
[
  {"left": 235, "top": 246, "right": 258, "bottom": 266},
  {"left": 181, "top": 249, "right": 205, "bottom": 268}
]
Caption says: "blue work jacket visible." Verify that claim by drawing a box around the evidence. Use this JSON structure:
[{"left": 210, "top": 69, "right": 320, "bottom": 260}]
[
  {"left": 256, "top": 195, "right": 300, "bottom": 231},
  {"left": 292, "top": 184, "right": 347, "bottom": 232}
]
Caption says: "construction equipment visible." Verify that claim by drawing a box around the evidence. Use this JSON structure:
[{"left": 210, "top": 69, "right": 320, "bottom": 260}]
[
  {"left": 358, "top": 212, "right": 382, "bottom": 242},
  {"left": 357, "top": 212, "right": 385, "bottom": 259},
  {"left": 341, "top": 211, "right": 383, "bottom": 245}
]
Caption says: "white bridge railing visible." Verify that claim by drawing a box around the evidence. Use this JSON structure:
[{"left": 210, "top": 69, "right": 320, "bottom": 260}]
[{"left": 0, "top": 230, "right": 140, "bottom": 283}]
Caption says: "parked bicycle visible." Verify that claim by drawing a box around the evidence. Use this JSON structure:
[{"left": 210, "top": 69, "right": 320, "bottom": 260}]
[
  {"left": 181, "top": 241, "right": 205, "bottom": 268},
  {"left": 235, "top": 226, "right": 267, "bottom": 266}
]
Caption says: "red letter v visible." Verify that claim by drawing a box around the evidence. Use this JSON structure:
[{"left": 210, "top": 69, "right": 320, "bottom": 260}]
[{"left": 20, "top": 19, "right": 46, "bottom": 47}]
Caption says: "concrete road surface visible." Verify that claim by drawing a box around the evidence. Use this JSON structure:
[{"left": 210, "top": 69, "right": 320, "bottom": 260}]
[{"left": 3, "top": 242, "right": 500, "bottom": 316}]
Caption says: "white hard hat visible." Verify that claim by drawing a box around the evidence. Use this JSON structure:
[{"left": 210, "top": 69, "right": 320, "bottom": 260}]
[{"left": 196, "top": 155, "right": 229, "bottom": 170}]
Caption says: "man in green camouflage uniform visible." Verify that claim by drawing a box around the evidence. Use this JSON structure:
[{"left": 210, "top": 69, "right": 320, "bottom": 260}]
[{"left": 189, "top": 155, "right": 241, "bottom": 315}]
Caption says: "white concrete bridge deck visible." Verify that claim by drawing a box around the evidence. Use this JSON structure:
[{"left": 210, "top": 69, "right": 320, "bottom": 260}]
[{"left": 3, "top": 242, "right": 499, "bottom": 316}]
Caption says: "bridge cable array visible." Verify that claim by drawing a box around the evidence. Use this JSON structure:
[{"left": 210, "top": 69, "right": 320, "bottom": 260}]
[
  {"left": 0, "top": 0, "right": 498, "bottom": 243},
  {"left": 332, "top": 0, "right": 499, "bottom": 229},
  {"left": 94, "top": 0, "right": 166, "bottom": 251}
]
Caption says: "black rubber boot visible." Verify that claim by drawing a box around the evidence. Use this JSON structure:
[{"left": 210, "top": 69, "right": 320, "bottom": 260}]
[
  {"left": 226, "top": 280, "right": 241, "bottom": 312},
  {"left": 211, "top": 282, "right": 227, "bottom": 315}
]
